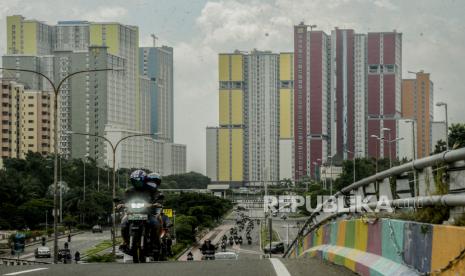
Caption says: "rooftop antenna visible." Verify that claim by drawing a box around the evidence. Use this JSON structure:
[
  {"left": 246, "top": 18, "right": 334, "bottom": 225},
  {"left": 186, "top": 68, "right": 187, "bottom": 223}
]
[{"left": 151, "top": 34, "right": 158, "bottom": 47}]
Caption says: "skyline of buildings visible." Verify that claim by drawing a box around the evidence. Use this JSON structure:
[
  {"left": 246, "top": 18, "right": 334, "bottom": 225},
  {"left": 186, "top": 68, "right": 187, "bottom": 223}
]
[
  {"left": 0, "top": 14, "right": 449, "bottom": 181},
  {"left": 292, "top": 23, "right": 405, "bottom": 181},
  {"left": 1, "top": 14, "right": 186, "bottom": 175},
  {"left": 207, "top": 23, "right": 438, "bottom": 185}
]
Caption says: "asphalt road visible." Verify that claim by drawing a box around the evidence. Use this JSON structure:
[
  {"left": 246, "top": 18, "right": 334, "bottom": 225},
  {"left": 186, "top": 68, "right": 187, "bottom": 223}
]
[
  {"left": 0, "top": 208, "right": 356, "bottom": 276},
  {"left": 0, "top": 258, "right": 356, "bottom": 276},
  {"left": 4, "top": 230, "right": 110, "bottom": 262}
]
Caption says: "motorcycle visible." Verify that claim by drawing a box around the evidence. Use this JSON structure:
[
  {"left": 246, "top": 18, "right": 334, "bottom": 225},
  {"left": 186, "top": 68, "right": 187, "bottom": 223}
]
[
  {"left": 120, "top": 199, "right": 164, "bottom": 263},
  {"left": 229, "top": 237, "right": 234, "bottom": 246},
  {"left": 201, "top": 249, "right": 215, "bottom": 260},
  {"left": 238, "top": 237, "right": 243, "bottom": 245},
  {"left": 221, "top": 241, "right": 227, "bottom": 251},
  {"left": 247, "top": 236, "right": 252, "bottom": 245}
]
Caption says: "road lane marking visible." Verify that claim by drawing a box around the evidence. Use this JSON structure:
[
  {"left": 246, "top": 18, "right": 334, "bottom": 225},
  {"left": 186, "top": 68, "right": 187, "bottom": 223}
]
[
  {"left": 3, "top": 268, "right": 49, "bottom": 276},
  {"left": 269, "top": 258, "right": 291, "bottom": 276}
]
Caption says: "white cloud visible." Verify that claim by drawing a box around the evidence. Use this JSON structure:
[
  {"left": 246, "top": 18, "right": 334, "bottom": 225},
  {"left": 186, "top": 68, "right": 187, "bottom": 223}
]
[{"left": 82, "top": 6, "right": 128, "bottom": 22}]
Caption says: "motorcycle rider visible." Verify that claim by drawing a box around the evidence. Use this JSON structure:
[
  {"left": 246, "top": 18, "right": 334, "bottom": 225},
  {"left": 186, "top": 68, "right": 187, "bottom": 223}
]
[
  {"left": 118, "top": 170, "right": 164, "bottom": 254},
  {"left": 201, "top": 239, "right": 215, "bottom": 253}
]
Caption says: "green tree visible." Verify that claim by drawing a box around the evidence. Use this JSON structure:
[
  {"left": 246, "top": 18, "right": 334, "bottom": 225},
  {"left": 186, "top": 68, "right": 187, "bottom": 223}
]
[
  {"left": 433, "top": 139, "right": 447, "bottom": 154},
  {"left": 449, "top": 123, "right": 465, "bottom": 149},
  {"left": 162, "top": 171, "right": 211, "bottom": 189}
]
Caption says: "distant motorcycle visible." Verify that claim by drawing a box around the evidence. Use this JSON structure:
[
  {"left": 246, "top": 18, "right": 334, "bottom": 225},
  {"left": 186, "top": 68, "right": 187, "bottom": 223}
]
[
  {"left": 201, "top": 249, "right": 215, "bottom": 260},
  {"left": 221, "top": 241, "right": 227, "bottom": 251}
]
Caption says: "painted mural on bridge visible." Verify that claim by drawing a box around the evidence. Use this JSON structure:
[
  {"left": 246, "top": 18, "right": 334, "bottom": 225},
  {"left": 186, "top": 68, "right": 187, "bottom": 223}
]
[{"left": 288, "top": 218, "right": 465, "bottom": 275}]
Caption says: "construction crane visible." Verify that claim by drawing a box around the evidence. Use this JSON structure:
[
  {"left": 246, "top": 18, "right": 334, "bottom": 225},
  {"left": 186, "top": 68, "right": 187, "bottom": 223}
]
[{"left": 151, "top": 34, "right": 158, "bottom": 47}]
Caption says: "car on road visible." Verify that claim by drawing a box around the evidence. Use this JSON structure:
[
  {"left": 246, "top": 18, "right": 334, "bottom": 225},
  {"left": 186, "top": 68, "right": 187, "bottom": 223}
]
[
  {"left": 92, "top": 225, "right": 103, "bottom": 233},
  {"left": 34, "top": 246, "right": 51, "bottom": 258},
  {"left": 215, "top": 252, "right": 238, "bottom": 260},
  {"left": 263, "top": 242, "right": 285, "bottom": 254}
]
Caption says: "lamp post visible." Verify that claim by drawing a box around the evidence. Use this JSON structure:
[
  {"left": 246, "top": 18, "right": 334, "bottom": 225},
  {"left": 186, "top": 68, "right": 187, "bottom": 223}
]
[
  {"left": 436, "top": 102, "right": 449, "bottom": 150},
  {"left": 381, "top": 128, "right": 392, "bottom": 168},
  {"left": 405, "top": 119, "right": 417, "bottom": 195},
  {"left": 327, "top": 156, "right": 333, "bottom": 195},
  {"left": 387, "top": 137, "right": 404, "bottom": 168},
  {"left": 370, "top": 135, "right": 381, "bottom": 173},
  {"left": 69, "top": 131, "right": 157, "bottom": 255},
  {"left": 0, "top": 66, "right": 122, "bottom": 263},
  {"left": 346, "top": 150, "right": 362, "bottom": 184}
]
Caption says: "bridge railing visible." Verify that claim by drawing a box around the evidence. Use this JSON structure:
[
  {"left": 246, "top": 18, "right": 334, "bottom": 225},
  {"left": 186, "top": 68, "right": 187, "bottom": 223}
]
[
  {"left": 0, "top": 257, "right": 51, "bottom": 266},
  {"left": 284, "top": 147, "right": 465, "bottom": 258}
]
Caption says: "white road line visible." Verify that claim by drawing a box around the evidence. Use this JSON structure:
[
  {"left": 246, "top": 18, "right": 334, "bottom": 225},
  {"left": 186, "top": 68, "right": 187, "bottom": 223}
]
[
  {"left": 3, "top": 268, "right": 49, "bottom": 276},
  {"left": 269, "top": 258, "right": 291, "bottom": 276}
]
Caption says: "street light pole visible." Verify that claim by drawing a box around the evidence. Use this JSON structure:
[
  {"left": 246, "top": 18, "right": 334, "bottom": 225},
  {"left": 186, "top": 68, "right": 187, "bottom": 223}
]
[
  {"left": 382, "top": 128, "right": 392, "bottom": 168},
  {"left": 436, "top": 102, "right": 449, "bottom": 150},
  {"left": 327, "top": 156, "right": 333, "bottom": 195},
  {"left": 370, "top": 135, "right": 381, "bottom": 173},
  {"left": 69, "top": 131, "right": 156, "bottom": 255},
  {"left": 405, "top": 119, "right": 417, "bottom": 195},
  {"left": 0, "top": 66, "right": 121, "bottom": 264}
]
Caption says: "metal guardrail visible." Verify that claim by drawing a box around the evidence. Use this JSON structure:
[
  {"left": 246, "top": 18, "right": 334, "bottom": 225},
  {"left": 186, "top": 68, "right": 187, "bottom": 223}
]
[
  {"left": 0, "top": 257, "right": 51, "bottom": 266},
  {"left": 283, "top": 147, "right": 465, "bottom": 258}
]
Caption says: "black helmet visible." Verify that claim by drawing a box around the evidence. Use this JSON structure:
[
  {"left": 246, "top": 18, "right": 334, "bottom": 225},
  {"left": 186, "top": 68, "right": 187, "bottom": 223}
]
[
  {"left": 146, "top": 172, "right": 161, "bottom": 189},
  {"left": 130, "top": 170, "right": 147, "bottom": 188}
]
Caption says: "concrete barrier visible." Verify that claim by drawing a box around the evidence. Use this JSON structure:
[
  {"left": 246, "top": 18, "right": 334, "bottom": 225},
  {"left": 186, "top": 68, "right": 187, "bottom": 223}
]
[{"left": 288, "top": 218, "right": 465, "bottom": 275}]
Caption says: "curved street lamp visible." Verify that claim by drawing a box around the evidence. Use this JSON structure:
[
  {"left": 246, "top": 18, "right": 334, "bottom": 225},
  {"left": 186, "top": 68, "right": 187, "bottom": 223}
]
[
  {"left": 68, "top": 131, "right": 158, "bottom": 255},
  {"left": 0, "top": 66, "right": 123, "bottom": 263},
  {"left": 370, "top": 135, "right": 382, "bottom": 173},
  {"left": 436, "top": 102, "right": 449, "bottom": 150}
]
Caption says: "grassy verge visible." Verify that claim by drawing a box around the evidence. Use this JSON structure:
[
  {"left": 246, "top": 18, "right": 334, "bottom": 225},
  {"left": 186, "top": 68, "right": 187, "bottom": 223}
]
[
  {"left": 84, "top": 238, "right": 121, "bottom": 257},
  {"left": 260, "top": 224, "right": 280, "bottom": 249},
  {"left": 86, "top": 253, "right": 115, "bottom": 263},
  {"left": 170, "top": 242, "right": 189, "bottom": 260}
]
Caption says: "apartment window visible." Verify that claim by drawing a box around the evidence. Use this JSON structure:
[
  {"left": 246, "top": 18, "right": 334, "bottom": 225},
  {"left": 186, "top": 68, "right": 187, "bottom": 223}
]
[
  {"left": 28, "top": 112, "right": 34, "bottom": 115},
  {"left": 28, "top": 104, "right": 34, "bottom": 107},
  {"left": 385, "top": 64, "right": 395, "bottom": 73},
  {"left": 28, "top": 144, "right": 34, "bottom": 147},
  {"left": 369, "top": 65, "right": 378, "bottom": 74},
  {"left": 28, "top": 120, "right": 34, "bottom": 123},
  {"left": 28, "top": 128, "right": 34, "bottom": 131},
  {"left": 28, "top": 136, "right": 34, "bottom": 139}
]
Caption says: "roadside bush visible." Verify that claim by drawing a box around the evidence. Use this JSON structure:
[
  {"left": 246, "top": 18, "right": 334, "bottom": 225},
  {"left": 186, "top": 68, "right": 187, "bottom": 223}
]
[
  {"left": 86, "top": 253, "right": 115, "bottom": 263},
  {"left": 171, "top": 242, "right": 186, "bottom": 257}
]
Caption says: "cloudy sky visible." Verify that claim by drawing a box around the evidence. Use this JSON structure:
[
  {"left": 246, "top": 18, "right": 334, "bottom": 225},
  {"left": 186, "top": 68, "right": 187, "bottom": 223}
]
[{"left": 1, "top": 0, "right": 464, "bottom": 173}]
